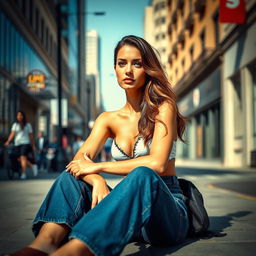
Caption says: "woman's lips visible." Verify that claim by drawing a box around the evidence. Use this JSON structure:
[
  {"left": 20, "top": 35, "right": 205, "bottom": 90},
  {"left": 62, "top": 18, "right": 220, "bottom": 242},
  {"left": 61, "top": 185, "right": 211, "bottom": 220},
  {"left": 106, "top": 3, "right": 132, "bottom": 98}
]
[{"left": 123, "top": 78, "right": 135, "bottom": 84}]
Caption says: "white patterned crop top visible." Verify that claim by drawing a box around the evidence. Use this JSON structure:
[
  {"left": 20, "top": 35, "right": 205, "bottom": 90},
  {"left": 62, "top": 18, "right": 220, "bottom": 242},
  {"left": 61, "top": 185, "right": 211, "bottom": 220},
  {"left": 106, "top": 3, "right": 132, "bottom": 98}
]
[{"left": 111, "top": 136, "right": 176, "bottom": 161}]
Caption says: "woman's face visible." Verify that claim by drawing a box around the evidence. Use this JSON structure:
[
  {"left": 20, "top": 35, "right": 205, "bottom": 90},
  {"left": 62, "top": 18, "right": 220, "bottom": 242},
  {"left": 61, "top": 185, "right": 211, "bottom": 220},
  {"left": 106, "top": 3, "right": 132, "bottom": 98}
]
[
  {"left": 17, "top": 112, "right": 24, "bottom": 122},
  {"left": 115, "top": 45, "right": 146, "bottom": 90}
]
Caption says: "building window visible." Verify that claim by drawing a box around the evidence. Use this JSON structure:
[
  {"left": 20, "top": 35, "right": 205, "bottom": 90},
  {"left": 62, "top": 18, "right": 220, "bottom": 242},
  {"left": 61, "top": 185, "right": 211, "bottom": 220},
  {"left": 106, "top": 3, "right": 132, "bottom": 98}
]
[
  {"left": 194, "top": 104, "right": 221, "bottom": 159},
  {"left": 213, "top": 12, "right": 219, "bottom": 46},
  {"left": 155, "top": 16, "right": 166, "bottom": 26},
  {"left": 154, "top": 1, "right": 166, "bottom": 12},
  {"left": 189, "top": 24, "right": 194, "bottom": 36},
  {"left": 5, "top": 18, "right": 11, "bottom": 71},
  {"left": 181, "top": 38, "right": 185, "bottom": 49},
  {"left": 181, "top": 58, "right": 185, "bottom": 71},
  {"left": 41, "top": 18, "right": 44, "bottom": 43},
  {"left": 200, "top": 29, "right": 205, "bottom": 51},
  {"left": 199, "top": 6, "right": 206, "bottom": 20},
  {"left": 190, "top": 45, "right": 194, "bottom": 63},
  {"left": 45, "top": 27, "right": 49, "bottom": 50},
  {"left": 167, "top": 0, "right": 172, "bottom": 9},
  {"left": 28, "top": 0, "right": 34, "bottom": 27},
  {"left": 49, "top": 34, "right": 52, "bottom": 56}
]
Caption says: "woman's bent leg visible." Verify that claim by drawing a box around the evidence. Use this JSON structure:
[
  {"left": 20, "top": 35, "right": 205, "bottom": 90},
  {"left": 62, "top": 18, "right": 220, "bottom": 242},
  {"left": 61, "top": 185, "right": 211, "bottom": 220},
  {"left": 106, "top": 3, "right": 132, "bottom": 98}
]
[
  {"left": 32, "top": 171, "right": 93, "bottom": 238},
  {"left": 68, "top": 166, "right": 188, "bottom": 256},
  {"left": 140, "top": 180, "right": 189, "bottom": 245},
  {"left": 29, "top": 223, "right": 70, "bottom": 254}
]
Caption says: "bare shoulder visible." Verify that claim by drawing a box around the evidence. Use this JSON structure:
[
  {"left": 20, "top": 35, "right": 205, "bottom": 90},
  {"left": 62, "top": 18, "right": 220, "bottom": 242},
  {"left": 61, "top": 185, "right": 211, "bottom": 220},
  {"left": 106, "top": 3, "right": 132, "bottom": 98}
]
[
  {"left": 95, "top": 110, "right": 121, "bottom": 129},
  {"left": 97, "top": 110, "right": 119, "bottom": 122},
  {"left": 157, "top": 101, "right": 177, "bottom": 116}
]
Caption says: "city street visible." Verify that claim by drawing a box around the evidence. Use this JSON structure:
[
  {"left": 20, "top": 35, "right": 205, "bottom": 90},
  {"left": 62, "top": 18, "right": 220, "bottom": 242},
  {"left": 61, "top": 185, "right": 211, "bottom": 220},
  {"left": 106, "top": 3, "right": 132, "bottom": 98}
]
[
  {"left": 0, "top": 166, "right": 256, "bottom": 255},
  {"left": 1, "top": 1, "right": 256, "bottom": 255}
]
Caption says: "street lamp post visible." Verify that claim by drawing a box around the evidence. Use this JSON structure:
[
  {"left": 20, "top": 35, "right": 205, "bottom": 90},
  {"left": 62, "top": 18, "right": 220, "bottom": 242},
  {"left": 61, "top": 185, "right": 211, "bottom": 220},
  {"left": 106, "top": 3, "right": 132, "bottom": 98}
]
[
  {"left": 55, "top": 2, "right": 67, "bottom": 172},
  {"left": 54, "top": 0, "right": 105, "bottom": 172}
]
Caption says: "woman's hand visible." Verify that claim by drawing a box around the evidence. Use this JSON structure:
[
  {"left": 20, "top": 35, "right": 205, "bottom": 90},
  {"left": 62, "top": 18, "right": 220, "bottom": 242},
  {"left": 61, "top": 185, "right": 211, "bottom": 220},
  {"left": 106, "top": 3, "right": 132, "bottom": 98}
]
[
  {"left": 66, "top": 153, "right": 110, "bottom": 208},
  {"left": 66, "top": 153, "right": 100, "bottom": 178},
  {"left": 4, "top": 141, "right": 9, "bottom": 146},
  {"left": 91, "top": 179, "right": 110, "bottom": 209}
]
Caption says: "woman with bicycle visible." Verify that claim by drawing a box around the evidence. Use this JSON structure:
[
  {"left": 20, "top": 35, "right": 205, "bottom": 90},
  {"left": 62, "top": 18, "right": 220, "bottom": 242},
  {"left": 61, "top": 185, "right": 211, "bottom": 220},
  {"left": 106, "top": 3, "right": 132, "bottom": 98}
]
[{"left": 4, "top": 110, "right": 38, "bottom": 179}]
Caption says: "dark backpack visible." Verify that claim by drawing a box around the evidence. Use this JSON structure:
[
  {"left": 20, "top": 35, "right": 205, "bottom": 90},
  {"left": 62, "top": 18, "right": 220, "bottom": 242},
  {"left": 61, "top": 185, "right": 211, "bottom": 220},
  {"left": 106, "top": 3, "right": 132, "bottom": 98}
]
[{"left": 178, "top": 178, "right": 210, "bottom": 237}]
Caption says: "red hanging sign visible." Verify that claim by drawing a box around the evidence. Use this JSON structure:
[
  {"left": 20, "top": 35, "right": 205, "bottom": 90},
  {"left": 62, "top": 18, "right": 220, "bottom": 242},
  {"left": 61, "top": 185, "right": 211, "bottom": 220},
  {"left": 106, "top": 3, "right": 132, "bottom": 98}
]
[{"left": 219, "top": 0, "right": 245, "bottom": 24}]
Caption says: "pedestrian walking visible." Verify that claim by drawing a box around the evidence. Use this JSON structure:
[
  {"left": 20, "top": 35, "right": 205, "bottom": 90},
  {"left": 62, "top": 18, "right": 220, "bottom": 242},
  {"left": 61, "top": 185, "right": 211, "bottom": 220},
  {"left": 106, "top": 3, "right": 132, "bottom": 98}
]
[
  {"left": 3, "top": 35, "right": 189, "bottom": 256},
  {"left": 35, "top": 131, "right": 49, "bottom": 172},
  {"left": 46, "top": 136, "right": 58, "bottom": 172},
  {"left": 4, "top": 110, "right": 38, "bottom": 179},
  {"left": 72, "top": 135, "right": 84, "bottom": 155}
]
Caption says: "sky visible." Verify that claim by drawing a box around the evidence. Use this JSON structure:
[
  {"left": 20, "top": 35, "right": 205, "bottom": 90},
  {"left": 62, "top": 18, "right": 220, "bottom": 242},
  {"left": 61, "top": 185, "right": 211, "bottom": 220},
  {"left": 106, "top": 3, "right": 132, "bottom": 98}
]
[{"left": 86, "top": 0, "right": 150, "bottom": 111}]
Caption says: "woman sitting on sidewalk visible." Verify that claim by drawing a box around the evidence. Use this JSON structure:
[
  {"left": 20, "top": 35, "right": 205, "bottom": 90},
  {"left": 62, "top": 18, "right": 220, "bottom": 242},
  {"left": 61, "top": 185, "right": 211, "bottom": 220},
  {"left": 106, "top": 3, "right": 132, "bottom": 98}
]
[{"left": 3, "top": 35, "right": 189, "bottom": 256}]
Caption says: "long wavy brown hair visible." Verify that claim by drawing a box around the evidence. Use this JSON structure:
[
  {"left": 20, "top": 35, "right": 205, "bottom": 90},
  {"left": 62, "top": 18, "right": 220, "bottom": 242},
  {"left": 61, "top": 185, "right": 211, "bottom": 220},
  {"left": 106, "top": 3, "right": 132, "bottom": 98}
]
[{"left": 114, "top": 35, "right": 186, "bottom": 144}]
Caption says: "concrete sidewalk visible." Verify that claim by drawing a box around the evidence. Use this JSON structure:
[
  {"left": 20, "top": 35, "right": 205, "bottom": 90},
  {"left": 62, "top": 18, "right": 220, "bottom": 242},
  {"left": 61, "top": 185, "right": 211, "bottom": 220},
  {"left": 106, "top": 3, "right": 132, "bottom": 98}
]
[{"left": 0, "top": 167, "right": 256, "bottom": 255}]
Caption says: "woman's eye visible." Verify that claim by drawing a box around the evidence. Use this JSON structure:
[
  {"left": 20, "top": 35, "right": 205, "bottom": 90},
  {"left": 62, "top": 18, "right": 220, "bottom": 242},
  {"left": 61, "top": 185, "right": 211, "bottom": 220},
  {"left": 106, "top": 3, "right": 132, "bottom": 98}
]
[
  {"left": 134, "top": 62, "right": 142, "bottom": 68},
  {"left": 118, "top": 62, "right": 126, "bottom": 67}
]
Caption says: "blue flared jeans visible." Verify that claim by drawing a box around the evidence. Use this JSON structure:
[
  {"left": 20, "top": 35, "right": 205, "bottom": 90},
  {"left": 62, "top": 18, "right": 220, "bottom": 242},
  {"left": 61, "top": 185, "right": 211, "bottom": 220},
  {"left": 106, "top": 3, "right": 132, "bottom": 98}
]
[{"left": 32, "top": 166, "right": 189, "bottom": 256}]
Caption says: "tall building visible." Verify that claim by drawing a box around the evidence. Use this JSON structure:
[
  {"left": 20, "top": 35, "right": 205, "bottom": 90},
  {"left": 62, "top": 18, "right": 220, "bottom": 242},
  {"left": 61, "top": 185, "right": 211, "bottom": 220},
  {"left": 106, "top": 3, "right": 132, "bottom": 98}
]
[
  {"left": 85, "top": 30, "right": 102, "bottom": 123},
  {"left": 144, "top": 0, "right": 256, "bottom": 169},
  {"left": 0, "top": 0, "right": 87, "bottom": 163},
  {"left": 144, "top": 5, "right": 154, "bottom": 46},
  {"left": 221, "top": 0, "right": 256, "bottom": 168},
  {"left": 144, "top": 0, "right": 168, "bottom": 65}
]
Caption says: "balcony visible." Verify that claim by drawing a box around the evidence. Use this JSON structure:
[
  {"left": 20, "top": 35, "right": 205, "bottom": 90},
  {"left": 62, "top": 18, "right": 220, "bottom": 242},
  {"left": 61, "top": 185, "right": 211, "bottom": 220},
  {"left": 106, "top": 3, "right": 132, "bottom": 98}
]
[
  {"left": 167, "top": 0, "right": 172, "bottom": 9},
  {"left": 194, "top": 0, "right": 206, "bottom": 13},
  {"left": 178, "top": 30, "right": 185, "bottom": 44},
  {"left": 174, "top": 48, "right": 215, "bottom": 95},
  {"left": 171, "top": 9, "right": 177, "bottom": 24},
  {"left": 172, "top": 42, "right": 178, "bottom": 55},
  {"left": 177, "top": 0, "right": 184, "bottom": 10},
  {"left": 168, "top": 54, "right": 172, "bottom": 65},
  {"left": 168, "top": 23, "right": 172, "bottom": 35},
  {"left": 185, "top": 12, "right": 194, "bottom": 30}
]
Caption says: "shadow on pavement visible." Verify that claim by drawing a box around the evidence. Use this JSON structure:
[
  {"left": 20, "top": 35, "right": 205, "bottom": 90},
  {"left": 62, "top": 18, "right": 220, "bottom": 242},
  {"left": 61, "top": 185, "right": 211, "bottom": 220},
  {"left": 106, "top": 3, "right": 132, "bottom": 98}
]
[
  {"left": 176, "top": 167, "right": 245, "bottom": 176},
  {"left": 209, "top": 210, "right": 252, "bottom": 231},
  {"left": 125, "top": 211, "right": 252, "bottom": 256}
]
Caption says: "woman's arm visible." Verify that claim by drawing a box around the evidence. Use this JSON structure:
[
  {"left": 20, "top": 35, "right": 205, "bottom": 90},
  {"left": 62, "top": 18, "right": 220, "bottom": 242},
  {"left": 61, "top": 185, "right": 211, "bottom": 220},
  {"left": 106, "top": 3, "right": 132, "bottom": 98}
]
[
  {"left": 4, "top": 131, "right": 15, "bottom": 146},
  {"left": 69, "top": 102, "right": 177, "bottom": 176},
  {"left": 29, "top": 133, "right": 36, "bottom": 151},
  {"left": 68, "top": 112, "right": 112, "bottom": 208},
  {"left": 70, "top": 112, "right": 112, "bottom": 186}
]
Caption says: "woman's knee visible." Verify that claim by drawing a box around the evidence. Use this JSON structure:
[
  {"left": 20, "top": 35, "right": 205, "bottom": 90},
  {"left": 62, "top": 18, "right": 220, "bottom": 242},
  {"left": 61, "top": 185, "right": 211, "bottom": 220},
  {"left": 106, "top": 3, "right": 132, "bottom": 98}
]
[
  {"left": 56, "top": 171, "right": 75, "bottom": 186},
  {"left": 128, "top": 166, "right": 159, "bottom": 183}
]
